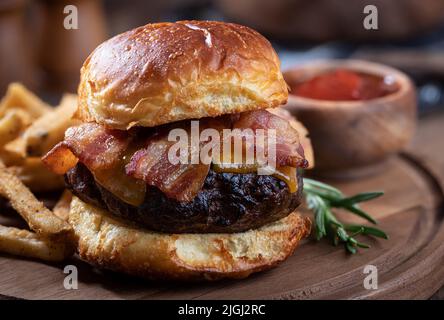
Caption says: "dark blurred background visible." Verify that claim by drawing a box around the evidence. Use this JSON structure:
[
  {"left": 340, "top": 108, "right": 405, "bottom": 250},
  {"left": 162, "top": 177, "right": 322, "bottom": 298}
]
[{"left": 1, "top": 0, "right": 443, "bottom": 114}]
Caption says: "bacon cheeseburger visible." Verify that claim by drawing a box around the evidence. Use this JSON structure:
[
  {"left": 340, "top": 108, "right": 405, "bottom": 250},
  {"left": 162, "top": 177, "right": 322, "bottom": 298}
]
[{"left": 43, "top": 21, "right": 314, "bottom": 280}]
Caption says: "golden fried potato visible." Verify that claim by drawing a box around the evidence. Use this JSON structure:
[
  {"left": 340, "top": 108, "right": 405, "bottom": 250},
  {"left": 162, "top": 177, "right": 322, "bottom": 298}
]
[
  {"left": 53, "top": 190, "right": 73, "bottom": 221},
  {"left": 0, "top": 160, "right": 72, "bottom": 237},
  {"left": 0, "top": 85, "right": 75, "bottom": 263},
  {"left": 0, "top": 110, "right": 24, "bottom": 147},
  {"left": 22, "top": 94, "right": 79, "bottom": 157},
  {"left": 3, "top": 136, "right": 26, "bottom": 160},
  {"left": 7, "top": 157, "right": 65, "bottom": 192},
  {"left": 0, "top": 225, "right": 73, "bottom": 262},
  {"left": 0, "top": 83, "right": 51, "bottom": 119},
  {"left": 0, "top": 149, "right": 25, "bottom": 167}
]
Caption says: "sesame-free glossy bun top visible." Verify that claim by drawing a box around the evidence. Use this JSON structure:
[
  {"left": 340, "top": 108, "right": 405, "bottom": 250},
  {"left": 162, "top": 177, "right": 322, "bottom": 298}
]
[{"left": 77, "top": 20, "right": 288, "bottom": 129}]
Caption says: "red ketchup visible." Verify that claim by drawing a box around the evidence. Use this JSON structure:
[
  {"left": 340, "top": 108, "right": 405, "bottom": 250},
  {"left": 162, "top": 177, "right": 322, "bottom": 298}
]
[{"left": 292, "top": 69, "right": 399, "bottom": 101}]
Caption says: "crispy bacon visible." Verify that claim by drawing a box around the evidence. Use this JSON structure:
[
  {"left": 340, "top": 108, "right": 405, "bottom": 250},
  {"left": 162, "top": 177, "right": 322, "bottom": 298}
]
[
  {"left": 41, "top": 142, "right": 78, "bottom": 175},
  {"left": 43, "top": 110, "right": 308, "bottom": 203},
  {"left": 64, "top": 123, "right": 129, "bottom": 171},
  {"left": 126, "top": 131, "right": 210, "bottom": 202},
  {"left": 124, "top": 118, "right": 227, "bottom": 202},
  {"left": 42, "top": 123, "right": 130, "bottom": 175},
  {"left": 232, "top": 110, "right": 308, "bottom": 168}
]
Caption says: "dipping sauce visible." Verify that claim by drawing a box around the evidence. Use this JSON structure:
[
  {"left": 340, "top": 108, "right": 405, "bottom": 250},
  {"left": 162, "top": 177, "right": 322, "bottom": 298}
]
[{"left": 292, "top": 69, "right": 399, "bottom": 101}]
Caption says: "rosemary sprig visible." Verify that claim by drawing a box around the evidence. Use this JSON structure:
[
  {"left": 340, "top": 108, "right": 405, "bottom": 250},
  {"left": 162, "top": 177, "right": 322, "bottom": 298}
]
[{"left": 303, "top": 178, "right": 388, "bottom": 254}]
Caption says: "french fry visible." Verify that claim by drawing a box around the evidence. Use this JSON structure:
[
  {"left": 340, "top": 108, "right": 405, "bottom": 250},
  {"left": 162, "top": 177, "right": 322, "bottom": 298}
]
[
  {"left": 8, "top": 157, "right": 65, "bottom": 192},
  {"left": 0, "top": 85, "right": 75, "bottom": 263},
  {"left": 0, "top": 149, "right": 25, "bottom": 167},
  {"left": 22, "top": 94, "right": 79, "bottom": 157},
  {"left": 53, "top": 190, "right": 73, "bottom": 221},
  {"left": 0, "top": 110, "right": 24, "bottom": 147},
  {"left": 0, "top": 160, "right": 72, "bottom": 237},
  {"left": 0, "top": 225, "right": 73, "bottom": 262},
  {"left": 3, "top": 136, "right": 26, "bottom": 159},
  {"left": 9, "top": 108, "right": 33, "bottom": 127},
  {"left": 0, "top": 83, "right": 52, "bottom": 119}
]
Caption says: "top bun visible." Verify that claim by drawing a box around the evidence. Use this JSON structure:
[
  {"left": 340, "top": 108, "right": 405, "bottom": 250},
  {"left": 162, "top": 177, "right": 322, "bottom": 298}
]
[{"left": 77, "top": 21, "right": 288, "bottom": 129}]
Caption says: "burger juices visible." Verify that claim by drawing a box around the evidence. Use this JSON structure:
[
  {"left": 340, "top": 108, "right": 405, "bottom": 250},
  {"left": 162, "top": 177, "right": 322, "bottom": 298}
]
[{"left": 42, "top": 21, "right": 312, "bottom": 280}]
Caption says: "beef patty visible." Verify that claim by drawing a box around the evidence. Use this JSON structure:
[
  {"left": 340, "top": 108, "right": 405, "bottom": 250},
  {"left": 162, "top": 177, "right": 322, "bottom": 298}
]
[{"left": 65, "top": 163, "right": 303, "bottom": 233}]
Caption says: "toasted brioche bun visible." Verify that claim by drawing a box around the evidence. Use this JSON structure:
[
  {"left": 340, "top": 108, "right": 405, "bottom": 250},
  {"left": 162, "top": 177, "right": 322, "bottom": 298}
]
[
  {"left": 69, "top": 196, "right": 311, "bottom": 280},
  {"left": 77, "top": 21, "right": 288, "bottom": 130}
]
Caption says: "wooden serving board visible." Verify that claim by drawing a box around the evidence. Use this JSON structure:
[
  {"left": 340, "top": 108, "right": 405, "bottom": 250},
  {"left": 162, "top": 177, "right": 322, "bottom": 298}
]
[{"left": 0, "top": 115, "right": 443, "bottom": 300}]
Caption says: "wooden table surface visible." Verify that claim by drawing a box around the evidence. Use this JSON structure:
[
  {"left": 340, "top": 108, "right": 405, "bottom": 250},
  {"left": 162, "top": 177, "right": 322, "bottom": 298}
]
[
  {"left": 0, "top": 111, "right": 443, "bottom": 300},
  {"left": 408, "top": 112, "right": 444, "bottom": 299}
]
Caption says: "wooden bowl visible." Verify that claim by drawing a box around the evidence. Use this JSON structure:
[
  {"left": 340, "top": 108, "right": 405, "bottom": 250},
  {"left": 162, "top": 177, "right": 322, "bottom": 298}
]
[{"left": 283, "top": 60, "right": 417, "bottom": 179}]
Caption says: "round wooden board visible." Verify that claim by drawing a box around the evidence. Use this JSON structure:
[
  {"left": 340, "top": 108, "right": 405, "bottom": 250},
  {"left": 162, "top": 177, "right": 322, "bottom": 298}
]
[{"left": 0, "top": 153, "right": 443, "bottom": 300}]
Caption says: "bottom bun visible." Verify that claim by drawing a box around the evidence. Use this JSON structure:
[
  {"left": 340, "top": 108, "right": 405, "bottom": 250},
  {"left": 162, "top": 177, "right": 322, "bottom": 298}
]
[{"left": 69, "top": 196, "right": 311, "bottom": 280}]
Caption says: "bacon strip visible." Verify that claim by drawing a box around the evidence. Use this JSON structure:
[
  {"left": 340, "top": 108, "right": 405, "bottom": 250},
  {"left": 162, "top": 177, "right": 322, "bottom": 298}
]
[
  {"left": 64, "top": 123, "right": 129, "bottom": 171},
  {"left": 43, "top": 111, "right": 308, "bottom": 202},
  {"left": 43, "top": 123, "right": 130, "bottom": 175},
  {"left": 232, "top": 110, "right": 308, "bottom": 168},
  {"left": 124, "top": 118, "right": 227, "bottom": 202},
  {"left": 41, "top": 142, "right": 78, "bottom": 175},
  {"left": 126, "top": 132, "right": 210, "bottom": 202}
]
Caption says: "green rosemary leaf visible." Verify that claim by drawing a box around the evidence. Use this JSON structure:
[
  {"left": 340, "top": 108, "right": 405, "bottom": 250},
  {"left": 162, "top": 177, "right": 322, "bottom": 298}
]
[
  {"left": 303, "top": 178, "right": 388, "bottom": 254},
  {"left": 350, "top": 226, "right": 365, "bottom": 237},
  {"left": 307, "top": 193, "right": 327, "bottom": 240},
  {"left": 356, "top": 242, "right": 370, "bottom": 249},
  {"left": 336, "top": 228, "right": 349, "bottom": 242},
  {"left": 332, "top": 192, "right": 384, "bottom": 206},
  {"left": 345, "top": 242, "right": 357, "bottom": 254},
  {"left": 315, "top": 200, "right": 327, "bottom": 239},
  {"left": 303, "top": 178, "right": 343, "bottom": 197},
  {"left": 333, "top": 235, "right": 339, "bottom": 246},
  {"left": 341, "top": 204, "right": 378, "bottom": 225},
  {"left": 345, "top": 225, "right": 388, "bottom": 239}
]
